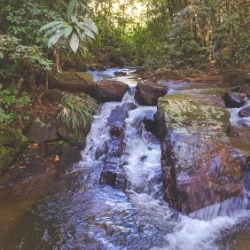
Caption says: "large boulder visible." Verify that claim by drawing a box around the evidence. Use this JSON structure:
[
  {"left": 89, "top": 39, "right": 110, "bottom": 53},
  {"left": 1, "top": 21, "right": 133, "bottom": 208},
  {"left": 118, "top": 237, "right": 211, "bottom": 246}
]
[
  {"left": 239, "top": 106, "right": 250, "bottom": 117},
  {"left": 157, "top": 93, "right": 244, "bottom": 213},
  {"left": 135, "top": 81, "right": 168, "bottom": 106},
  {"left": 223, "top": 91, "right": 246, "bottom": 108},
  {"left": 0, "top": 128, "right": 28, "bottom": 172},
  {"left": 49, "top": 71, "right": 96, "bottom": 95},
  {"left": 25, "top": 119, "right": 58, "bottom": 142},
  {"left": 95, "top": 79, "right": 129, "bottom": 102},
  {"left": 57, "top": 123, "right": 90, "bottom": 148}
]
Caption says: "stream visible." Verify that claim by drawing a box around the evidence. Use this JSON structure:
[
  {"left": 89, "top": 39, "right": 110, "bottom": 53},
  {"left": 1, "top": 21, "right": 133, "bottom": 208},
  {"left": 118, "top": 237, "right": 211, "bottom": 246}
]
[{"left": 1, "top": 69, "right": 250, "bottom": 250}]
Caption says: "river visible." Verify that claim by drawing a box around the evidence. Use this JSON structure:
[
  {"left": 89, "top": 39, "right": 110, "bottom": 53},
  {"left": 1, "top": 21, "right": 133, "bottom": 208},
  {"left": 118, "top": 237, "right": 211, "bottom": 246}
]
[{"left": 0, "top": 69, "right": 250, "bottom": 250}]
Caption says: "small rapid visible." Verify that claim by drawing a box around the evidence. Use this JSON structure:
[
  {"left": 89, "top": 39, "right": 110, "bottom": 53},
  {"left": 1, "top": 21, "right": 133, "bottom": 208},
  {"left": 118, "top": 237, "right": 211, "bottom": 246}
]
[{"left": 1, "top": 69, "right": 250, "bottom": 250}]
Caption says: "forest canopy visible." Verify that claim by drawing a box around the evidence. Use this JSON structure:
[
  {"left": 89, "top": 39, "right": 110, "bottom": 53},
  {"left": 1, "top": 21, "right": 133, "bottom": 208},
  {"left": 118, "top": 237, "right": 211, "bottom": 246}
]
[{"left": 0, "top": 0, "right": 249, "bottom": 81}]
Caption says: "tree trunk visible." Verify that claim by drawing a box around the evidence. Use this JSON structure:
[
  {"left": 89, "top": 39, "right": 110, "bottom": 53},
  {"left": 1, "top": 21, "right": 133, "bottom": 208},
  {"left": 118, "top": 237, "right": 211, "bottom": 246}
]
[{"left": 53, "top": 48, "right": 61, "bottom": 73}]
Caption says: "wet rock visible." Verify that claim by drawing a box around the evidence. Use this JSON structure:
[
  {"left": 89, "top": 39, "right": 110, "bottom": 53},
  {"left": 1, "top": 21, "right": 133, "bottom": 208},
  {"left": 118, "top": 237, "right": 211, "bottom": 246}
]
[
  {"left": 26, "top": 119, "right": 58, "bottom": 142},
  {"left": 135, "top": 81, "right": 168, "bottom": 106},
  {"left": 49, "top": 71, "right": 95, "bottom": 95},
  {"left": 100, "top": 164, "right": 127, "bottom": 190},
  {"left": 143, "top": 117, "right": 158, "bottom": 137},
  {"left": 98, "top": 103, "right": 137, "bottom": 190},
  {"left": 245, "top": 157, "right": 250, "bottom": 171},
  {"left": 105, "top": 139, "right": 125, "bottom": 158},
  {"left": 95, "top": 79, "right": 129, "bottom": 102},
  {"left": 59, "top": 144, "right": 82, "bottom": 170},
  {"left": 223, "top": 91, "right": 246, "bottom": 108},
  {"left": 57, "top": 123, "right": 90, "bottom": 148},
  {"left": 108, "top": 103, "right": 137, "bottom": 138},
  {"left": 239, "top": 106, "right": 250, "bottom": 117},
  {"left": 0, "top": 146, "right": 15, "bottom": 172},
  {"left": 95, "top": 146, "right": 107, "bottom": 160},
  {"left": 0, "top": 128, "right": 28, "bottom": 172},
  {"left": 240, "top": 84, "right": 250, "bottom": 97},
  {"left": 157, "top": 93, "right": 244, "bottom": 213},
  {"left": 114, "top": 71, "right": 127, "bottom": 76}
]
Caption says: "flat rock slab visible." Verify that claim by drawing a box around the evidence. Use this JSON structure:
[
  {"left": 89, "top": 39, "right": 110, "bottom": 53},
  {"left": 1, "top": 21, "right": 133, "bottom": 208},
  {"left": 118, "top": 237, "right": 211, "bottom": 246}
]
[{"left": 157, "top": 93, "right": 244, "bottom": 213}]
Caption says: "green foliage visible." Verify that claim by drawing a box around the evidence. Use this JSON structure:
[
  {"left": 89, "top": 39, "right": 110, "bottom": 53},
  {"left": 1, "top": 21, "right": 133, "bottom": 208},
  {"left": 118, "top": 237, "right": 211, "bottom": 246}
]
[
  {"left": 133, "top": 16, "right": 170, "bottom": 67},
  {"left": 40, "top": 1, "right": 98, "bottom": 53},
  {"left": 165, "top": 14, "right": 208, "bottom": 68},
  {"left": 0, "top": 86, "right": 31, "bottom": 125},
  {"left": 0, "top": 34, "right": 53, "bottom": 83},
  {"left": 57, "top": 93, "right": 97, "bottom": 132},
  {"left": 11, "top": 45, "right": 53, "bottom": 72},
  {"left": 3, "top": 0, "right": 60, "bottom": 47}
]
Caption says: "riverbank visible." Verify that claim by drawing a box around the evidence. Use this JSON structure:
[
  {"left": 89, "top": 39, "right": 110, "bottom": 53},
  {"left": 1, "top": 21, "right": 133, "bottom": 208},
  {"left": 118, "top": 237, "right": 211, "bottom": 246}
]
[
  {"left": 1, "top": 67, "right": 250, "bottom": 249},
  {"left": 1, "top": 66, "right": 249, "bottom": 195}
]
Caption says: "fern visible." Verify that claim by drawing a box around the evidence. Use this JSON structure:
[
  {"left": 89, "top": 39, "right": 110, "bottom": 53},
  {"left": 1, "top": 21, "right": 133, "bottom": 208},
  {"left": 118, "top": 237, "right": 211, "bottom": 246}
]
[{"left": 57, "top": 93, "right": 97, "bottom": 132}]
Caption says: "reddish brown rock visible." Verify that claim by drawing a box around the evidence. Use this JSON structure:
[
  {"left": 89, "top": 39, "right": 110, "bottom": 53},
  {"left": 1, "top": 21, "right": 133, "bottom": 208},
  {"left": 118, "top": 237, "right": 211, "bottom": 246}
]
[
  {"left": 135, "top": 81, "right": 168, "bottom": 106},
  {"left": 157, "top": 93, "right": 244, "bottom": 213},
  {"left": 95, "top": 79, "right": 129, "bottom": 102}
]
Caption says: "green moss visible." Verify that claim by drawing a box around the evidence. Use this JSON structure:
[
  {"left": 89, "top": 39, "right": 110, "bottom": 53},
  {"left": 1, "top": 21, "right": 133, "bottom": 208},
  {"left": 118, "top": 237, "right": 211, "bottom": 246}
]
[
  {"left": 0, "top": 146, "right": 15, "bottom": 172},
  {"left": 0, "top": 128, "right": 28, "bottom": 148},
  {"left": 53, "top": 71, "right": 93, "bottom": 82},
  {"left": 158, "top": 94, "right": 230, "bottom": 133},
  {"left": 75, "top": 72, "right": 93, "bottom": 81}
]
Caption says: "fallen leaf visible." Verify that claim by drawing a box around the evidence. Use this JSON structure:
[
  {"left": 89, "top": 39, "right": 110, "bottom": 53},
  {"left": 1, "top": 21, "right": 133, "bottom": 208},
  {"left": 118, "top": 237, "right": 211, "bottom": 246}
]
[{"left": 54, "top": 155, "right": 60, "bottom": 162}]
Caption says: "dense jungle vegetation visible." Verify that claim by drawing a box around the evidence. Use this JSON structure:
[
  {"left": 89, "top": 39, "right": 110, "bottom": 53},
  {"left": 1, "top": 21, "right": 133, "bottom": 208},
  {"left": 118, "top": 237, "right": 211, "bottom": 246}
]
[{"left": 0, "top": 0, "right": 250, "bottom": 126}]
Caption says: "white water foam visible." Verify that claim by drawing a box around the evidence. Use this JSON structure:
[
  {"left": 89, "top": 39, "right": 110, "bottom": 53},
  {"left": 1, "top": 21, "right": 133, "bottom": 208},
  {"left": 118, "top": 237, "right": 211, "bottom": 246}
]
[
  {"left": 79, "top": 69, "right": 250, "bottom": 250},
  {"left": 228, "top": 99, "right": 250, "bottom": 127},
  {"left": 87, "top": 68, "right": 137, "bottom": 87}
]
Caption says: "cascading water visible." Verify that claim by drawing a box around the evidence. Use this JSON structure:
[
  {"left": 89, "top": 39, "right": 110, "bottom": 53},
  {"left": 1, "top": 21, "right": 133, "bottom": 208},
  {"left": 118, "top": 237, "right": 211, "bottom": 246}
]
[{"left": 1, "top": 69, "right": 250, "bottom": 250}]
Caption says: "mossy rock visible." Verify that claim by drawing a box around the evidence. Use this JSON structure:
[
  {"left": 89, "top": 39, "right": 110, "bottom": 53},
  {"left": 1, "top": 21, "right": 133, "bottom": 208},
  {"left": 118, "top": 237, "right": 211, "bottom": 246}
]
[
  {"left": 157, "top": 93, "right": 244, "bottom": 213},
  {"left": 158, "top": 93, "right": 230, "bottom": 133},
  {"left": 57, "top": 123, "right": 90, "bottom": 148},
  {"left": 49, "top": 71, "right": 96, "bottom": 95},
  {"left": 0, "top": 128, "right": 28, "bottom": 148},
  {"left": 0, "top": 146, "right": 15, "bottom": 172},
  {"left": 25, "top": 118, "right": 58, "bottom": 142}
]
